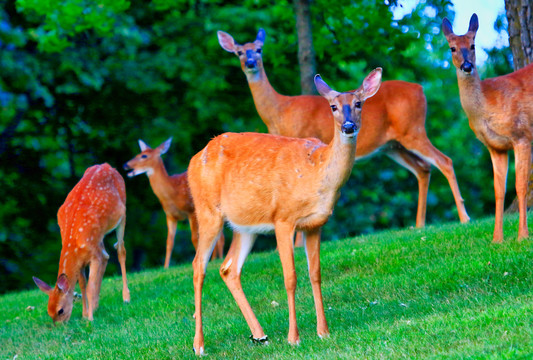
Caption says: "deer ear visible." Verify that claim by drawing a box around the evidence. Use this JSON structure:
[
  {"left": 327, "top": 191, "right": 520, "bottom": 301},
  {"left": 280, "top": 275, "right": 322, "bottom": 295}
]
[
  {"left": 314, "top": 75, "right": 340, "bottom": 101},
  {"left": 442, "top": 18, "right": 454, "bottom": 37},
  {"left": 56, "top": 274, "right": 69, "bottom": 292},
  {"left": 217, "top": 31, "right": 236, "bottom": 52},
  {"left": 361, "top": 68, "right": 382, "bottom": 101},
  {"left": 468, "top": 13, "right": 479, "bottom": 34},
  {"left": 255, "top": 28, "right": 265, "bottom": 45},
  {"left": 159, "top": 137, "right": 172, "bottom": 155},
  {"left": 33, "top": 276, "right": 53, "bottom": 295},
  {"left": 138, "top": 139, "right": 150, "bottom": 152}
]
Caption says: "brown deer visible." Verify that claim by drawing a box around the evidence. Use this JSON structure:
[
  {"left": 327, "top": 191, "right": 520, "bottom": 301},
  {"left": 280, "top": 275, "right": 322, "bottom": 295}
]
[
  {"left": 33, "top": 163, "right": 130, "bottom": 322},
  {"left": 218, "top": 28, "right": 470, "bottom": 232},
  {"left": 443, "top": 13, "right": 533, "bottom": 243},
  {"left": 123, "top": 138, "right": 224, "bottom": 267},
  {"left": 187, "top": 69, "right": 382, "bottom": 355}
]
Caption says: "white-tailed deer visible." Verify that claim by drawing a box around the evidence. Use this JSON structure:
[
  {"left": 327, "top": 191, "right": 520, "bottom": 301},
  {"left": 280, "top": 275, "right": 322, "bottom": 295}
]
[
  {"left": 443, "top": 14, "right": 533, "bottom": 243},
  {"left": 218, "top": 28, "right": 470, "bottom": 230},
  {"left": 123, "top": 138, "right": 224, "bottom": 267},
  {"left": 33, "top": 163, "right": 130, "bottom": 322},
  {"left": 187, "top": 69, "right": 382, "bottom": 355}
]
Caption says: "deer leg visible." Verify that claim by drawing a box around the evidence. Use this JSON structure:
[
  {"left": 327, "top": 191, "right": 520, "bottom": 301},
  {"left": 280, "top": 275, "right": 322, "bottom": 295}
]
[
  {"left": 488, "top": 148, "right": 509, "bottom": 243},
  {"left": 192, "top": 212, "right": 224, "bottom": 356},
  {"left": 304, "top": 228, "right": 329, "bottom": 338},
  {"left": 114, "top": 217, "right": 130, "bottom": 302},
  {"left": 513, "top": 141, "right": 531, "bottom": 241},
  {"left": 386, "top": 147, "right": 431, "bottom": 227},
  {"left": 275, "top": 222, "right": 299, "bottom": 345},
  {"left": 403, "top": 138, "right": 470, "bottom": 224},
  {"left": 86, "top": 249, "right": 107, "bottom": 321},
  {"left": 79, "top": 267, "right": 88, "bottom": 318},
  {"left": 219, "top": 232, "right": 266, "bottom": 342},
  {"left": 294, "top": 231, "right": 305, "bottom": 247},
  {"left": 164, "top": 216, "right": 178, "bottom": 268}
]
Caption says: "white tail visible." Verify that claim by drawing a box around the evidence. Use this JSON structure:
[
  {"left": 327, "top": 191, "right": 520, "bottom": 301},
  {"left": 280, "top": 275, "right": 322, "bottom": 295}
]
[
  {"left": 33, "top": 163, "right": 130, "bottom": 322},
  {"left": 123, "top": 138, "right": 224, "bottom": 267},
  {"left": 218, "top": 28, "right": 470, "bottom": 230},
  {"left": 443, "top": 13, "right": 533, "bottom": 242},
  {"left": 187, "top": 69, "right": 382, "bottom": 355}
]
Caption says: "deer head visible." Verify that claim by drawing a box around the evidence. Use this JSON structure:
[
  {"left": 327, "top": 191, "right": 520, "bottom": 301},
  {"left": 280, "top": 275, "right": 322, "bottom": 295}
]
[
  {"left": 314, "top": 68, "right": 382, "bottom": 138},
  {"left": 123, "top": 138, "right": 172, "bottom": 177},
  {"left": 217, "top": 29, "right": 265, "bottom": 77},
  {"left": 33, "top": 274, "right": 74, "bottom": 323},
  {"left": 442, "top": 13, "right": 479, "bottom": 75}
]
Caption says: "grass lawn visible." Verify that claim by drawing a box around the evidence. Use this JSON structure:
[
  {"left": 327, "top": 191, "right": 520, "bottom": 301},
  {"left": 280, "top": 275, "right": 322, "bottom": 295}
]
[{"left": 1, "top": 215, "right": 532, "bottom": 359}]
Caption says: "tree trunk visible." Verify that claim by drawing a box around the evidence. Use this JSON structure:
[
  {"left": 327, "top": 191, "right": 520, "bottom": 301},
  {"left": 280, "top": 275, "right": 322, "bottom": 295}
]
[
  {"left": 294, "top": 0, "right": 317, "bottom": 95},
  {"left": 504, "top": 0, "right": 533, "bottom": 70},
  {"left": 504, "top": 0, "right": 533, "bottom": 212}
]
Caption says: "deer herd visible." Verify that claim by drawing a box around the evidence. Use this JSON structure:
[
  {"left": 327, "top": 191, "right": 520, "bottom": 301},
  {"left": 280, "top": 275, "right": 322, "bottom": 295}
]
[{"left": 31, "top": 13, "right": 531, "bottom": 355}]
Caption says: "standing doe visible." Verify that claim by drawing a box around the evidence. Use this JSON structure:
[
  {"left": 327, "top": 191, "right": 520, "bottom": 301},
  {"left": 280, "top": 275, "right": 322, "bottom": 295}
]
[
  {"left": 123, "top": 138, "right": 224, "bottom": 267},
  {"left": 187, "top": 69, "right": 382, "bottom": 355},
  {"left": 33, "top": 163, "right": 130, "bottom": 322},
  {"left": 218, "top": 28, "right": 470, "bottom": 229},
  {"left": 443, "top": 14, "right": 533, "bottom": 242}
]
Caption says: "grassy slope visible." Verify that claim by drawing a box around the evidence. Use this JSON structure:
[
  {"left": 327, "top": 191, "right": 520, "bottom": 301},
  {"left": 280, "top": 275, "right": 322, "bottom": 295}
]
[{"left": 1, "top": 215, "right": 532, "bottom": 360}]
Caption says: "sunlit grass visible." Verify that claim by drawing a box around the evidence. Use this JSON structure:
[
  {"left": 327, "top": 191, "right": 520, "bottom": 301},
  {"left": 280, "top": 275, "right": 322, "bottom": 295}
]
[{"left": 1, "top": 215, "right": 531, "bottom": 359}]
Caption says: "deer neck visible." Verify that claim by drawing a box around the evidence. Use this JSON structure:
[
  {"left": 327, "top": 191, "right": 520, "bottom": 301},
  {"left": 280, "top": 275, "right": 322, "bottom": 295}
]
[
  {"left": 57, "top": 249, "right": 82, "bottom": 290},
  {"left": 319, "top": 130, "right": 357, "bottom": 192},
  {"left": 147, "top": 159, "right": 172, "bottom": 199},
  {"left": 456, "top": 69, "right": 487, "bottom": 131},
  {"left": 246, "top": 67, "right": 284, "bottom": 134}
]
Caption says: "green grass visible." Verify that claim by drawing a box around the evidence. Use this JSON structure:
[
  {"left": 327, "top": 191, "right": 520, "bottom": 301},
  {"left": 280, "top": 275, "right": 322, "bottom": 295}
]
[{"left": 1, "top": 215, "right": 532, "bottom": 359}]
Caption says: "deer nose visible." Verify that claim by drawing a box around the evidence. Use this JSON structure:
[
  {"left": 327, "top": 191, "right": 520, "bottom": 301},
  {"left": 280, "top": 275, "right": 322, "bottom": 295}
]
[
  {"left": 123, "top": 163, "right": 131, "bottom": 171},
  {"left": 461, "top": 61, "right": 473, "bottom": 73},
  {"left": 245, "top": 59, "right": 256, "bottom": 69},
  {"left": 341, "top": 120, "right": 357, "bottom": 135}
]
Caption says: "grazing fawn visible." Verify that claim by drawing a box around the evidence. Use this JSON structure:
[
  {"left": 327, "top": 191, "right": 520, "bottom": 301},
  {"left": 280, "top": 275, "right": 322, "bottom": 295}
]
[
  {"left": 33, "top": 163, "right": 130, "bottom": 322},
  {"left": 123, "top": 138, "right": 224, "bottom": 267},
  {"left": 218, "top": 28, "right": 470, "bottom": 229},
  {"left": 187, "top": 69, "right": 382, "bottom": 355},
  {"left": 443, "top": 14, "right": 533, "bottom": 242}
]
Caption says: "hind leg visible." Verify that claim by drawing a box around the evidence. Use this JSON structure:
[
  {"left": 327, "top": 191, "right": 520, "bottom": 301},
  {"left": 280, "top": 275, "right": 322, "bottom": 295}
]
[
  {"left": 114, "top": 216, "right": 130, "bottom": 302},
  {"left": 219, "top": 232, "right": 266, "bottom": 341},
  {"left": 386, "top": 147, "right": 431, "bottom": 228},
  {"left": 402, "top": 137, "right": 470, "bottom": 224},
  {"left": 192, "top": 210, "right": 224, "bottom": 355}
]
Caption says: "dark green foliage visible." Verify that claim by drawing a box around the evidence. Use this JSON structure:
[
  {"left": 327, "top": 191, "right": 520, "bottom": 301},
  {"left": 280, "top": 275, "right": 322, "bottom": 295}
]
[{"left": 0, "top": 0, "right": 514, "bottom": 293}]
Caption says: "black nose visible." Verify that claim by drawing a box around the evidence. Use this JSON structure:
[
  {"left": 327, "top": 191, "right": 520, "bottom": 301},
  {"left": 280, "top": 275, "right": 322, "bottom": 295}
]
[
  {"left": 123, "top": 163, "right": 131, "bottom": 171},
  {"left": 461, "top": 61, "right": 473, "bottom": 73},
  {"left": 245, "top": 59, "right": 256, "bottom": 69},
  {"left": 341, "top": 121, "right": 357, "bottom": 134}
]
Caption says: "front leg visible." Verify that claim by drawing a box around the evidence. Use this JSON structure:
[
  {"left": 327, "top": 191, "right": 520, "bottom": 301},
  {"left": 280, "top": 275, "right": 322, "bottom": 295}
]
[
  {"left": 275, "top": 222, "right": 299, "bottom": 345},
  {"left": 304, "top": 228, "right": 329, "bottom": 338},
  {"left": 488, "top": 148, "right": 509, "bottom": 243},
  {"left": 165, "top": 216, "right": 178, "bottom": 268},
  {"left": 86, "top": 254, "right": 107, "bottom": 321},
  {"left": 79, "top": 267, "right": 88, "bottom": 318},
  {"left": 513, "top": 141, "right": 531, "bottom": 241}
]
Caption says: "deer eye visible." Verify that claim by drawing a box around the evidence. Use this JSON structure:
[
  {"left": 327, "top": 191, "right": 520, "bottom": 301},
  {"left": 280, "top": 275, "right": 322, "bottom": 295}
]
[
  {"left": 141, "top": 154, "right": 148, "bottom": 159},
  {"left": 355, "top": 102, "right": 362, "bottom": 109},
  {"left": 330, "top": 105, "right": 338, "bottom": 112},
  {"left": 450, "top": 47, "right": 456, "bottom": 52},
  {"left": 470, "top": 44, "right": 475, "bottom": 50},
  {"left": 58, "top": 309, "right": 64, "bottom": 315},
  {"left": 237, "top": 51, "right": 243, "bottom": 56},
  {"left": 256, "top": 48, "right": 262, "bottom": 54}
]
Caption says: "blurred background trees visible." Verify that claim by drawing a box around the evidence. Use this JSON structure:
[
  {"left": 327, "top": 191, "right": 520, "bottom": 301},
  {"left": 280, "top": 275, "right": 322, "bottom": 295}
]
[{"left": 0, "top": 0, "right": 513, "bottom": 293}]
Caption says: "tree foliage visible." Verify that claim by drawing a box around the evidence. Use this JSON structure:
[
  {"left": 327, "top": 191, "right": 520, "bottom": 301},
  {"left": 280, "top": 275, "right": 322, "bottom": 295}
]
[{"left": 0, "top": 0, "right": 512, "bottom": 293}]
